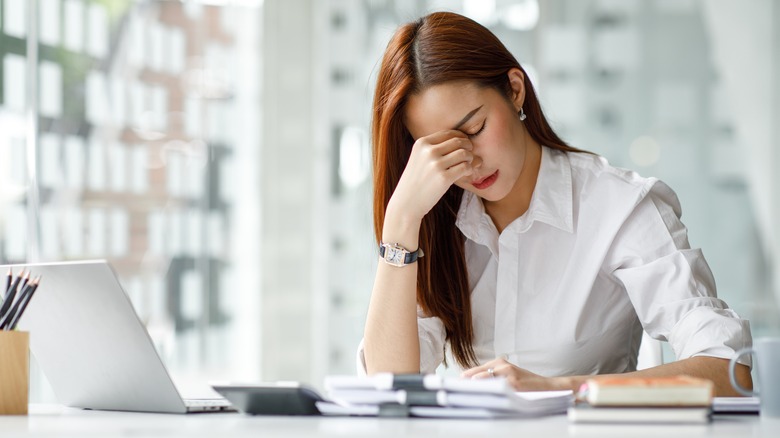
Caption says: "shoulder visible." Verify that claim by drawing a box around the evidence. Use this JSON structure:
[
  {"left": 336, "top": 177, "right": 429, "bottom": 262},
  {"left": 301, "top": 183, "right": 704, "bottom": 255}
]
[
  {"left": 564, "top": 149, "right": 677, "bottom": 206},
  {"left": 567, "top": 150, "right": 649, "bottom": 191},
  {"left": 551, "top": 148, "right": 683, "bottom": 232}
]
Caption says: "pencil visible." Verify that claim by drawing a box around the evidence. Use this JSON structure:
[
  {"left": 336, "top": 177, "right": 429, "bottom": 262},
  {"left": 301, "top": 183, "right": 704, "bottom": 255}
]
[
  {"left": 1, "top": 268, "right": 10, "bottom": 306},
  {"left": 19, "top": 270, "right": 30, "bottom": 291},
  {"left": 9, "top": 276, "right": 40, "bottom": 330},
  {"left": 0, "top": 277, "right": 35, "bottom": 330},
  {"left": 0, "top": 270, "right": 24, "bottom": 323},
  {"left": 4, "top": 267, "right": 11, "bottom": 294}
]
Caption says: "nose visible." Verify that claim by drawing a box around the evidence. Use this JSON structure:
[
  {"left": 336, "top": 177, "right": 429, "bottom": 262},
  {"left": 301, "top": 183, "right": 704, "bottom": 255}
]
[{"left": 471, "top": 155, "right": 483, "bottom": 170}]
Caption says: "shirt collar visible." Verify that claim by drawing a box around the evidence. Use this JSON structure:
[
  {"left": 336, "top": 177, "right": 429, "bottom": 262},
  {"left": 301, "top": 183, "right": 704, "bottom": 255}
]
[{"left": 456, "top": 146, "right": 574, "bottom": 242}]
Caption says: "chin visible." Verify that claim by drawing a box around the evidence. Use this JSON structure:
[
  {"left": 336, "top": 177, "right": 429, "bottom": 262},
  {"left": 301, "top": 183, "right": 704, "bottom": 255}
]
[
  {"left": 478, "top": 192, "right": 506, "bottom": 203},
  {"left": 470, "top": 185, "right": 511, "bottom": 203}
]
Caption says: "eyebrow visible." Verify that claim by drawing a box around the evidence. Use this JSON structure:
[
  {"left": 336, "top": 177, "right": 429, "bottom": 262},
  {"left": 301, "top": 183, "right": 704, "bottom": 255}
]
[{"left": 452, "top": 105, "right": 483, "bottom": 130}]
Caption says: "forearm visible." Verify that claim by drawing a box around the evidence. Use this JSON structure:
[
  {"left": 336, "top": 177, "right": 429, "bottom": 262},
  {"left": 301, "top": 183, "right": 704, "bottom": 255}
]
[
  {"left": 363, "top": 208, "right": 422, "bottom": 374},
  {"left": 552, "top": 357, "right": 753, "bottom": 397}
]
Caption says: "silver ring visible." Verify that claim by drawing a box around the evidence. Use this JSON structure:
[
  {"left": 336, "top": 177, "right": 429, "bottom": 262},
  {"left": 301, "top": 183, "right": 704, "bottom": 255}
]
[{"left": 487, "top": 367, "right": 495, "bottom": 378}]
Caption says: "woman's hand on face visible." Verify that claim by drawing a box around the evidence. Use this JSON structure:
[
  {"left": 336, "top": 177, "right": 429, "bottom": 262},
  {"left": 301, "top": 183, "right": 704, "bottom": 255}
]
[
  {"left": 387, "top": 130, "right": 474, "bottom": 223},
  {"left": 461, "top": 357, "right": 553, "bottom": 391}
]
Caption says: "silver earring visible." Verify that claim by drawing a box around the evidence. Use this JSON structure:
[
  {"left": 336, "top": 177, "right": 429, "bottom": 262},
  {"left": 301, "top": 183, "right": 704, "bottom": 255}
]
[{"left": 519, "top": 107, "right": 527, "bottom": 121}]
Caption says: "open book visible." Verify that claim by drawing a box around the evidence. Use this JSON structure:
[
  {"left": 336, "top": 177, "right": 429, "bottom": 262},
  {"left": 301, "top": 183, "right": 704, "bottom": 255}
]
[{"left": 317, "top": 373, "right": 573, "bottom": 419}]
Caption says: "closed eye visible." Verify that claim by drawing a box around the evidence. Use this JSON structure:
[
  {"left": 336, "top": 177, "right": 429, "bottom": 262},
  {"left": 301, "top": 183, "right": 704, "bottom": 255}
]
[{"left": 467, "top": 121, "right": 486, "bottom": 138}]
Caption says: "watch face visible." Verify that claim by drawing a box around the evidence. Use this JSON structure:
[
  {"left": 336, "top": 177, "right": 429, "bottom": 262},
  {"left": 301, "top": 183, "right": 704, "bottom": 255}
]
[{"left": 386, "top": 246, "right": 405, "bottom": 265}]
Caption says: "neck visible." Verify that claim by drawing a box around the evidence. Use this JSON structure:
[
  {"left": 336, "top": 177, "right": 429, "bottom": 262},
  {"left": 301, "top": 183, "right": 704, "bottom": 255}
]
[{"left": 484, "top": 137, "right": 543, "bottom": 234}]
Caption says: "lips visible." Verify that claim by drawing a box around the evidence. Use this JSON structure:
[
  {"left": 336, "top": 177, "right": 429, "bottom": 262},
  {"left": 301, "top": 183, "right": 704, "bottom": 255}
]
[{"left": 472, "top": 170, "right": 498, "bottom": 190}]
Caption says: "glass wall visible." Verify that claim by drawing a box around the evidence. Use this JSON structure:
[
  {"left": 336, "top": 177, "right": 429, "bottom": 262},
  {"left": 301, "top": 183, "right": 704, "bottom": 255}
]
[
  {"left": 1, "top": 0, "right": 262, "bottom": 398},
  {"left": 1, "top": 0, "right": 778, "bottom": 396}
]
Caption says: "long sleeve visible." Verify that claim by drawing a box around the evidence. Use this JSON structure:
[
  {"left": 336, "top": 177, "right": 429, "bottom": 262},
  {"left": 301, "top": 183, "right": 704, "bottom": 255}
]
[{"left": 608, "top": 181, "right": 752, "bottom": 367}]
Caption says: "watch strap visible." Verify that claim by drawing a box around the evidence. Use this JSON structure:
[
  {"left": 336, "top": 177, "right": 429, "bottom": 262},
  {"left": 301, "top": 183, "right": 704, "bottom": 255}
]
[{"left": 404, "top": 249, "right": 420, "bottom": 264}]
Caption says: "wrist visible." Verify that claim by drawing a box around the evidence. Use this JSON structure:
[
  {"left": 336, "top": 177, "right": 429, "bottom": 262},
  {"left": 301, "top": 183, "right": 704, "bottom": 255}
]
[
  {"left": 553, "top": 375, "right": 585, "bottom": 392},
  {"left": 385, "top": 199, "right": 423, "bottom": 227},
  {"left": 382, "top": 205, "right": 422, "bottom": 250}
]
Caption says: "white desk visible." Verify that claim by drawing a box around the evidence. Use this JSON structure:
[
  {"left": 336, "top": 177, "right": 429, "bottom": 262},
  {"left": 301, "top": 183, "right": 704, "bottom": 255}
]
[{"left": 0, "top": 405, "right": 777, "bottom": 437}]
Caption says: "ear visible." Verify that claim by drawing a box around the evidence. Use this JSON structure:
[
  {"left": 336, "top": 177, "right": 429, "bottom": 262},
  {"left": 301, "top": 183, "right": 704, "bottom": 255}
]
[{"left": 507, "top": 68, "right": 526, "bottom": 112}]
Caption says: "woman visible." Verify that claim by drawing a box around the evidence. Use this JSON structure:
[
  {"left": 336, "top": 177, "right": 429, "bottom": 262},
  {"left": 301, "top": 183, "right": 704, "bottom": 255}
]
[{"left": 360, "top": 11, "right": 752, "bottom": 396}]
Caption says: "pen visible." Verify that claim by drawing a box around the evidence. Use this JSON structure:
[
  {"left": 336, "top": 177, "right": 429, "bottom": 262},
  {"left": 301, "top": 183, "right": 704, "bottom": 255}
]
[{"left": 8, "top": 276, "right": 40, "bottom": 330}]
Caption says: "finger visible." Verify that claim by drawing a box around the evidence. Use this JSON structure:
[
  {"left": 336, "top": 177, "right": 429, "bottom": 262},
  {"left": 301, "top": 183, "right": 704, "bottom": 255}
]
[
  {"left": 471, "top": 370, "right": 495, "bottom": 380},
  {"left": 461, "top": 362, "right": 490, "bottom": 378},
  {"left": 412, "top": 131, "right": 466, "bottom": 152},
  {"left": 414, "top": 135, "right": 470, "bottom": 156},
  {"left": 439, "top": 148, "right": 473, "bottom": 170},
  {"left": 460, "top": 357, "right": 509, "bottom": 379},
  {"left": 444, "top": 162, "right": 474, "bottom": 182},
  {"left": 431, "top": 136, "right": 473, "bottom": 155},
  {"left": 419, "top": 129, "right": 468, "bottom": 145},
  {"left": 470, "top": 364, "right": 510, "bottom": 380}
]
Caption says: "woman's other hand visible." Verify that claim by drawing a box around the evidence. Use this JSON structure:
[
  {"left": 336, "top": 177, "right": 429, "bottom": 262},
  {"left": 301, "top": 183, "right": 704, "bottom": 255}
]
[{"left": 462, "top": 357, "right": 566, "bottom": 391}]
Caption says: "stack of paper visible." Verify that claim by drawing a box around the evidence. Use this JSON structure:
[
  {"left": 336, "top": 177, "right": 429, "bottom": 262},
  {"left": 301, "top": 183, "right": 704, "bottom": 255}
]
[
  {"left": 568, "top": 376, "right": 714, "bottom": 424},
  {"left": 316, "top": 373, "right": 573, "bottom": 419}
]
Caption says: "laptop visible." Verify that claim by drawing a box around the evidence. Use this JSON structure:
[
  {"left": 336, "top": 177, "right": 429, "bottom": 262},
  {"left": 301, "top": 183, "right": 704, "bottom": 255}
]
[{"left": 4, "top": 260, "right": 233, "bottom": 414}]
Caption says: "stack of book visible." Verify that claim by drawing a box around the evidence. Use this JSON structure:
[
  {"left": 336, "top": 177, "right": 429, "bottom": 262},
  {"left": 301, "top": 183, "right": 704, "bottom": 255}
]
[
  {"left": 316, "top": 373, "right": 574, "bottom": 419},
  {"left": 568, "top": 375, "right": 714, "bottom": 424}
]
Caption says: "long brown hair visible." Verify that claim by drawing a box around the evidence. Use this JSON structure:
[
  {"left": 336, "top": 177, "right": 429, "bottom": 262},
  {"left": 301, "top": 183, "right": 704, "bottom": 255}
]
[{"left": 372, "top": 12, "right": 581, "bottom": 368}]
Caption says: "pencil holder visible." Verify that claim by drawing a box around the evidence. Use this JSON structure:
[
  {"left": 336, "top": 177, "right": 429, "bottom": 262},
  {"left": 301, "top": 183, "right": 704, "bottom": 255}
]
[{"left": 0, "top": 331, "right": 29, "bottom": 415}]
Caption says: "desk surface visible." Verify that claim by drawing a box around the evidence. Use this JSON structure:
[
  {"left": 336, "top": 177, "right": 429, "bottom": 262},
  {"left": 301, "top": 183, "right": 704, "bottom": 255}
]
[{"left": 0, "top": 405, "right": 776, "bottom": 437}]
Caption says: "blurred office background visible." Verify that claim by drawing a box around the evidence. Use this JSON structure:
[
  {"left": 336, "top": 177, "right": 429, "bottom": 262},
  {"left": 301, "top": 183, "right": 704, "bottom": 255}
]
[{"left": 0, "top": 0, "right": 778, "bottom": 399}]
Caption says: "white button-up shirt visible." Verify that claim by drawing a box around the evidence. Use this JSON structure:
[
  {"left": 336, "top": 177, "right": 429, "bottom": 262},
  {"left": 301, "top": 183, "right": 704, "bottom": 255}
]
[{"left": 359, "top": 146, "right": 752, "bottom": 375}]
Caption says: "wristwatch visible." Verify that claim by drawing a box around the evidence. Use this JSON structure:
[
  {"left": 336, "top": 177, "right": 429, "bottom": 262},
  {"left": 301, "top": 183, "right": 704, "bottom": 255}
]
[{"left": 379, "top": 242, "right": 424, "bottom": 267}]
